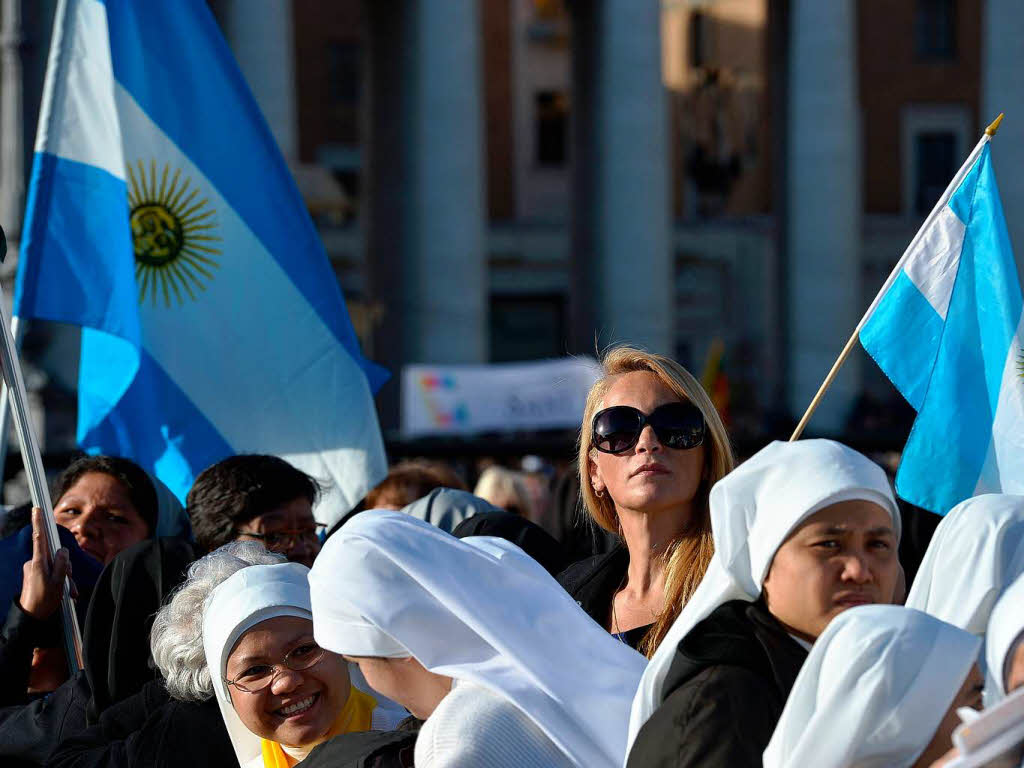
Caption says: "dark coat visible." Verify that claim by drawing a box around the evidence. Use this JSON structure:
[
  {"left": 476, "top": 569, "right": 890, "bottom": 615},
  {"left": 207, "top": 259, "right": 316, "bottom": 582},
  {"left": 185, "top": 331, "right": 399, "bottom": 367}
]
[
  {"left": 557, "top": 545, "right": 651, "bottom": 651},
  {"left": 303, "top": 717, "right": 422, "bottom": 768},
  {"left": 626, "top": 599, "right": 808, "bottom": 768},
  {"left": 0, "top": 538, "right": 194, "bottom": 767},
  {"left": 46, "top": 680, "right": 235, "bottom": 768}
]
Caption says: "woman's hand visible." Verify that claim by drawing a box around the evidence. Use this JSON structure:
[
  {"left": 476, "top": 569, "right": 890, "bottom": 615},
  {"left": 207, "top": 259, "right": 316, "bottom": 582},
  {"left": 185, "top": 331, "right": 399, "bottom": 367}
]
[{"left": 19, "top": 507, "right": 77, "bottom": 620}]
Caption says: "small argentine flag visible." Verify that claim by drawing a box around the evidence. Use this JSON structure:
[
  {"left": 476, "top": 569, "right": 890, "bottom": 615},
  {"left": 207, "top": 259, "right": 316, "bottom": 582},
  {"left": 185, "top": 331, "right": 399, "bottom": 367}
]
[
  {"left": 860, "top": 121, "right": 1024, "bottom": 514},
  {"left": 15, "top": 0, "right": 389, "bottom": 522}
]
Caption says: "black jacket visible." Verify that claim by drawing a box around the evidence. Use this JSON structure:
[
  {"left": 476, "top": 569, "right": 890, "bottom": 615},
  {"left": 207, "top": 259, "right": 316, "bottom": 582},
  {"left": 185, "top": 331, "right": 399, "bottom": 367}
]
[
  {"left": 626, "top": 599, "right": 808, "bottom": 768},
  {"left": 557, "top": 545, "right": 651, "bottom": 651},
  {"left": 303, "top": 717, "right": 422, "bottom": 768},
  {"left": 47, "top": 680, "right": 235, "bottom": 768}
]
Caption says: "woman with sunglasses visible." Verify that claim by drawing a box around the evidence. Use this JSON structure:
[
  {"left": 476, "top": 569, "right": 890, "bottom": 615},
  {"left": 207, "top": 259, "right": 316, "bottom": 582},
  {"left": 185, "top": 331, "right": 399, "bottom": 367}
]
[{"left": 559, "top": 346, "right": 734, "bottom": 656}]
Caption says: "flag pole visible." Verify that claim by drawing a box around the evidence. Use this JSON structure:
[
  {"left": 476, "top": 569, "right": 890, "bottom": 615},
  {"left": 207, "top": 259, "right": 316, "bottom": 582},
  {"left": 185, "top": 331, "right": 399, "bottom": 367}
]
[
  {"left": 0, "top": 227, "right": 82, "bottom": 673},
  {"left": 788, "top": 113, "right": 1006, "bottom": 441},
  {"left": 0, "top": 316, "right": 25, "bottom": 493}
]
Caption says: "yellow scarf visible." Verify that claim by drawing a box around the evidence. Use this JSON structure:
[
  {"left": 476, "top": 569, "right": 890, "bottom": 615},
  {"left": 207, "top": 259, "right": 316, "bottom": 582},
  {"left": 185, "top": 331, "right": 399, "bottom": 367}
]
[{"left": 260, "top": 686, "right": 377, "bottom": 768}]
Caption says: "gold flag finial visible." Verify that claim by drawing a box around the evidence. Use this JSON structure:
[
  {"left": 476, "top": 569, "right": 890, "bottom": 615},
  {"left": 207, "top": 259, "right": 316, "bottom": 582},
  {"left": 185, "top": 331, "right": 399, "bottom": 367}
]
[{"left": 986, "top": 113, "right": 1005, "bottom": 136}]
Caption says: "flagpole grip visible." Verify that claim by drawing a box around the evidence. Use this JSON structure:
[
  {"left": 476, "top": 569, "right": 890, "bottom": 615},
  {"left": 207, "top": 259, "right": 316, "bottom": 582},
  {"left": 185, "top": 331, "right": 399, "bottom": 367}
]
[
  {"left": 789, "top": 329, "right": 861, "bottom": 441},
  {"left": 0, "top": 283, "right": 83, "bottom": 673}
]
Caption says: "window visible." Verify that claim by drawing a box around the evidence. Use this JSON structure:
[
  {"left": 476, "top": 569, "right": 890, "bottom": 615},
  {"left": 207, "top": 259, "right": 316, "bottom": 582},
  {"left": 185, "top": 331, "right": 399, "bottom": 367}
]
[
  {"left": 914, "top": 132, "right": 957, "bottom": 215},
  {"left": 535, "top": 91, "right": 568, "bottom": 167},
  {"left": 489, "top": 295, "right": 565, "bottom": 362},
  {"left": 915, "top": 0, "right": 956, "bottom": 60},
  {"left": 326, "top": 40, "right": 360, "bottom": 144}
]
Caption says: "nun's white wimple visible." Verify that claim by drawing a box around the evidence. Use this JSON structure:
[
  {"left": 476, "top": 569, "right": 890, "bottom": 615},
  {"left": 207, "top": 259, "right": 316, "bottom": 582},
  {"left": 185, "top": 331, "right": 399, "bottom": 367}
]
[
  {"left": 308, "top": 511, "right": 646, "bottom": 768},
  {"left": 905, "top": 494, "right": 1024, "bottom": 696},
  {"left": 202, "top": 562, "right": 314, "bottom": 768},
  {"left": 763, "top": 605, "right": 981, "bottom": 768},
  {"left": 987, "top": 572, "right": 1024, "bottom": 704},
  {"left": 626, "top": 439, "right": 900, "bottom": 749}
]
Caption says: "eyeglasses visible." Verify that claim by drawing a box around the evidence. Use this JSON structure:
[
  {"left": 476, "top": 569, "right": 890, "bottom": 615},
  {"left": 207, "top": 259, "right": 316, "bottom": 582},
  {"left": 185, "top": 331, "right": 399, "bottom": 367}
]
[
  {"left": 224, "top": 642, "right": 327, "bottom": 693},
  {"left": 592, "top": 402, "right": 706, "bottom": 454},
  {"left": 234, "top": 525, "right": 325, "bottom": 551}
]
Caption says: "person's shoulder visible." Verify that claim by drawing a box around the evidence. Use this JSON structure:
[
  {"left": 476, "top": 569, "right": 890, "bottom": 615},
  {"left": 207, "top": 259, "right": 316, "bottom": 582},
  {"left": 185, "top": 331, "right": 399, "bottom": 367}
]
[
  {"left": 417, "top": 685, "right": 570, "bottom": 768},
  {"left": 627, "top": 665, "right": 782, "bottom": 768},
  {"left": 556, "top": 544, "right": 626, "bottom": 593}
]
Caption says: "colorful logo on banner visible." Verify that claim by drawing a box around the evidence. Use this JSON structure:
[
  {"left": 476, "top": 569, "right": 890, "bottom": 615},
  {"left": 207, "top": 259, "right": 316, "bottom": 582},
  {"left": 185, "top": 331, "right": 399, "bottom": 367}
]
[{"left": 418, "top": 373, "right": 469, "bottom": 428}]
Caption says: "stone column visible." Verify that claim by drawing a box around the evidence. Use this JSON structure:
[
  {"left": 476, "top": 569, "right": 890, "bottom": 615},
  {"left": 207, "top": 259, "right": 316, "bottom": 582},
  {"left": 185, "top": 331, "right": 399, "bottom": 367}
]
[
  {"left": 569, "top": 0, "right": 672, "bottom": 355},
  {"left": 217, "top": 0, "right": 299, "bottom": 159},
  {"left": 983, "top": 0, "right": 1024, "bottom": 280},
  {"left": 786, "top": 0, "right": 861, "bottom": 432},
  {"left": 403, "top": 0, "right": 487, "bottom": 363}
]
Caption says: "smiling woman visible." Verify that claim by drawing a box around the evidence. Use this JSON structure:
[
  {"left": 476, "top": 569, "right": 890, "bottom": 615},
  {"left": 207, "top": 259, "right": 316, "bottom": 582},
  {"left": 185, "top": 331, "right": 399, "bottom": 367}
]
[
  {"left": 202, "top": 558, "right": 401, "bottom": 767},
  {"left": 149, "top": 542, "right": 403, "bottom": 768}
]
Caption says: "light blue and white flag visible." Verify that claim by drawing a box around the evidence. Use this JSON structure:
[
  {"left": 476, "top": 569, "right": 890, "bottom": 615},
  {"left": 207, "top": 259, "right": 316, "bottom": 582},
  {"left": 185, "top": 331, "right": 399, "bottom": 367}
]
[
  {"left": 15, "top": 0, "right": 389, "bottom": 522},
  {"left": 859, "top": 130, "right": 1024, "bottom": 514}
]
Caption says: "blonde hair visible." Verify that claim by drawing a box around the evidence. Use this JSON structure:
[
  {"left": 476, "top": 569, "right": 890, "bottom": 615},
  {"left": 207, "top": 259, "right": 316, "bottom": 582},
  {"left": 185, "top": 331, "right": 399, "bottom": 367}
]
[
  {"left": 473, "top": 465, "right": 532, "bottom": 518},
  {"left": 578, "top": 346, "right": 734, "bottom": 657}
]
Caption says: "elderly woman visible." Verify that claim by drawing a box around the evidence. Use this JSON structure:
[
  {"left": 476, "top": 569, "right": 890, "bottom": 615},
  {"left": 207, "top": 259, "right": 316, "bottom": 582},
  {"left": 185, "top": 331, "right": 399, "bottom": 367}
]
[
  {"left": 150, "top": 542, "right": 402, "bottom": 767},
  {"left": 560, "top": 346, "right": 734, "bottom": 656},
  {"left": 627, "top": 439, "right": 903, "bottom": 768},
  {"left": 763, "top": 605, "right": 983, "bottom": 768},
  {"left": 309, "top": 511, "right": 646, "bottom": 768}
]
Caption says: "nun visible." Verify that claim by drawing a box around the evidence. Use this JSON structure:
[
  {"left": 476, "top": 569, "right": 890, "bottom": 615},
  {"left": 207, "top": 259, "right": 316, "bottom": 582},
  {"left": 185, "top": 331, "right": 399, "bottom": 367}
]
[
  {"left": 308, "top": 510, "right": 646, "bottom": 768},
  {"left": 627, "top": 439, "right": 902, "bottom": 768},
  {"left": 763, "top": 605, "right": 983, "bottom": 768},
  {"left": 987, "top": 572, "right": 1024, "bottom": 705},
  {"left": 906, "top": 495, "right": 1024, "bottom": 638},
  {"left": 202, "top": 556, "right": 404, "bottom": 767}
]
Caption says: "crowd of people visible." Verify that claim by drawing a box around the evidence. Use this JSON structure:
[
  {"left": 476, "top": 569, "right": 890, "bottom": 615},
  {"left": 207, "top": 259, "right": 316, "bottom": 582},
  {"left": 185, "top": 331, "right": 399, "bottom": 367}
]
[{"left": 0, "top": 345, "right": 1021, "bottom": 767}]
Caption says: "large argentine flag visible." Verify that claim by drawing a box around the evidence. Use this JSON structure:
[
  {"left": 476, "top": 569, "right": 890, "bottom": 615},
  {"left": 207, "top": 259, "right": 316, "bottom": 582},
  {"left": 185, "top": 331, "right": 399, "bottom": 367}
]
[
  {"left": 859, "top": 132, "right": 1024, "bottom": 514},
  {"left": 15, "top": 0, "right": 389, "bottom": 520}
]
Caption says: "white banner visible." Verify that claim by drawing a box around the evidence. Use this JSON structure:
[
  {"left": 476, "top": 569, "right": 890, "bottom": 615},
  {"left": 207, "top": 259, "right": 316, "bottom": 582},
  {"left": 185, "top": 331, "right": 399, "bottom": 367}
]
[{"left": 401, "top": 357, "right": 603, "bottom": 437}]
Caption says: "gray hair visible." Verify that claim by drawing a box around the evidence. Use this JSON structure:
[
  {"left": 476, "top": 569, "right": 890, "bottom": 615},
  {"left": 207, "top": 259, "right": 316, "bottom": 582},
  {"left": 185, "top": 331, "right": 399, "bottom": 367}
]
[{"left": 150, "top": 540, "right": 286, "bottom": 701}]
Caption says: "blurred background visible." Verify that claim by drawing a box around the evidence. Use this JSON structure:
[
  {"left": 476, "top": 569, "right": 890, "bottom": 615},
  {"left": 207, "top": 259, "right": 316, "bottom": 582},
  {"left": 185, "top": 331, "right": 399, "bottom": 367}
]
[{"left": 0, "top": 0, "right": 1022, "bottom": 500}]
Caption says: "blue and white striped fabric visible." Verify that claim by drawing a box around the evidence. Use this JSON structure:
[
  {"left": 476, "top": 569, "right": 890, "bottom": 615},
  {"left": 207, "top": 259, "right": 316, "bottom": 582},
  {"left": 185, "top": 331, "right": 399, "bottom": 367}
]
[
  {"left": 14, "top": 0, "right": 388, "bottom": 520},
  {"left": 860, "top": 137, "right": 1024, "bottom": 514}
]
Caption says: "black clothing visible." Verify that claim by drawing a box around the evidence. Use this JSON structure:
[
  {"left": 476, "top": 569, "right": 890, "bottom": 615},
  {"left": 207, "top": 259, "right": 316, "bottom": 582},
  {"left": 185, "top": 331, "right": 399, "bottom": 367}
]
[
  {"left": 47, "top": 680, "right": 235, "bottom": 768},
  {"left": 82, "top": 537, "right": 194, "bottom": 720},
  {"left": 0, "top": 539, "right": 194, "bottom": 766},
  {"left": 0, "top": 673, "right": 90, "bottom": 767},
  {"left": 452, "top": 511, "right": 568, "bottom": 576},
  {"left": 558, "top": 545, "right": 652, "bottom": 652},
  {"left": 0, "top": 601, "right": 55, "bottom": 706},
  {"left": 549, "top": 468, "right": 617, "bottom": 564},
  {"left": 304, "top": 718, "right": 422, "bottom": 768},
  {"left": 626, "top": 599, "right": 808, "bottom": 768},
  {"left": 898, "top": 502, "right": 942, "bottom": 591}
]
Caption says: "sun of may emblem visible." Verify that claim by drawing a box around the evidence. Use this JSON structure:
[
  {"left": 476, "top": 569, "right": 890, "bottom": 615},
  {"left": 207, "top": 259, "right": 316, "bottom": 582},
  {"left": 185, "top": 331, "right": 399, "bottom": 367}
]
[{"left": 128, "top": 160, "right": 222, "bottom": 307}]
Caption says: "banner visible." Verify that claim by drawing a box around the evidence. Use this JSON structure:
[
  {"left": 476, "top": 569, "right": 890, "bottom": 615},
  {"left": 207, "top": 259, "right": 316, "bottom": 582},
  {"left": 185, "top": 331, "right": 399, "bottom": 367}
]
[{"left": 402, "top": 358, "right": 602, "bottom": 437}]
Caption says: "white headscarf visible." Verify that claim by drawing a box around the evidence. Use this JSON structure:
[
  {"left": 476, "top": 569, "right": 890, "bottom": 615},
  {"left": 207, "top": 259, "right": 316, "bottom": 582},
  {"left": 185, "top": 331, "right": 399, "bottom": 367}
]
[
  {"left": 763, "top": 605, "right": 981, "bottom": 768},
  {"left": 627, "top": 439, "right": 900, "bottom": 748},
  {"left": 308, "top": 510, "right": 646, "bottom": 768},
  {"left": 202, "top": 562, "right": 314, "bottom": 768},
  {"left": 987, "top": 572, "right": 1024, "bottom": 704},
  {"left": 906, "top": 495, "right": 1024, "bottom": 639}
]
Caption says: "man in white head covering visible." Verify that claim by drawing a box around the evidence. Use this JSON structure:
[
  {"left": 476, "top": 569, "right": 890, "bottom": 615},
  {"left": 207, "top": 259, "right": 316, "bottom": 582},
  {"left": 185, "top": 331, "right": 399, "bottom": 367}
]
[
  {"left": 906, "top": 495, "right": 1024, "bottom": 640},
  {"left": 987, "top": 572, "right": 1024, "bottom": 707},
  {"left": 626, "top": 439, "right": 902, "bottom": 768},
  {"left": 308, "top": 510, "right": 646, "bottom": 768},
  {"left": 763, "top": 605, "right": 983, "bottom": 768}
]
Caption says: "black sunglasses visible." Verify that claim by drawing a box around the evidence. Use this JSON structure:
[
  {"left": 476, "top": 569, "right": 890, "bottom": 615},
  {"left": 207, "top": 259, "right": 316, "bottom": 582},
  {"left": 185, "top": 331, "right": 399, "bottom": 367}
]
[{"left": 592, "top": 402, "right": 706, "bottom": 454}]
